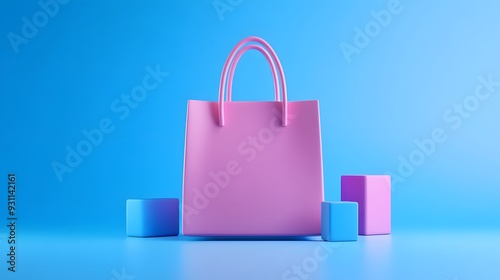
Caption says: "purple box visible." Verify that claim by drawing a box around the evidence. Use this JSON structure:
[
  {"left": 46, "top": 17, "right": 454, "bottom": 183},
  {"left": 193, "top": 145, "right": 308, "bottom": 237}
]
[{"left": 341, "top": 175, "right": 391, "bottom": 235}]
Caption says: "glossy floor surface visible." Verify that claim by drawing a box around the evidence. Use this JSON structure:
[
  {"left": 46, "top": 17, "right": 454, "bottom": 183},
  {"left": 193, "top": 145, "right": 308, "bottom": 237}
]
[{"left": 2, "top": 230, "right": 499, "bottom": 280}]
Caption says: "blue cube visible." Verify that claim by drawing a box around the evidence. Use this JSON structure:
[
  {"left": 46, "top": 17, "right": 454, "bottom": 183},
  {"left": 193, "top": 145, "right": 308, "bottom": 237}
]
[
  {"left": 126, "top": 198, "right": 179, "bottom": 237},
  {"left": 321, "top": 201, "right": 358, "bottom": 242}
]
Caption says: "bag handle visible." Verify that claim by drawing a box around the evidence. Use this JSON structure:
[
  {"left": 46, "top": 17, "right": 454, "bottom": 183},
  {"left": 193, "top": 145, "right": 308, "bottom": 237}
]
[
  {"left": 218, "top": 36, "right": 288, "bottom": 127},
  {"left": 226, "top": 44, "right": 280, "bottom": 102}
]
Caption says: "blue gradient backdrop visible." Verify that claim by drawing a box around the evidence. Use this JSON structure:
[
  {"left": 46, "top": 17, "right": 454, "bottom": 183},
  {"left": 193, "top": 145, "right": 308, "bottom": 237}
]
[
  {"left": 1, "top": 0, "right": 500, "bottom": 279},
  {"left": 2, "top": 0, "right": 500, "bottom": 233}
]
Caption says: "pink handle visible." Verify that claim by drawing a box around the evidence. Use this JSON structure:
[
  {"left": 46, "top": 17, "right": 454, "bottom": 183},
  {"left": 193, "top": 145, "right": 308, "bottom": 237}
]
[
  {"left": 226, "top": 45, "right": 280, "bottom": 102},
  {"left": 218, "top": 36, "right": 288, "bottom": 127}
]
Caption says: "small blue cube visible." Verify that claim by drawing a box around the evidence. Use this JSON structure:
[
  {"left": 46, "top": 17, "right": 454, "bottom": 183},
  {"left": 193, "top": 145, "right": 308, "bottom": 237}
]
[
  {"left": 321, "top": 201, "right": 358, "bottom": 242},
  {"left": 126, "top": 198, "right": 179, "bottom": 237}
]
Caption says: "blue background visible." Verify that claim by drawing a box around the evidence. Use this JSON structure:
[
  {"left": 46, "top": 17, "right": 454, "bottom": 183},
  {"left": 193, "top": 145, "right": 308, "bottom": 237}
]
[{"left": 1, "top": 0, "right": 499, "bottom": 279}]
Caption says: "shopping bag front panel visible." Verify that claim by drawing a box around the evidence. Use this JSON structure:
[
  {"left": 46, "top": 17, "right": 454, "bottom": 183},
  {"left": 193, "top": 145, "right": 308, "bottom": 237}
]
[{"left": 182, "top": 100, "right": 323, "bottom": 236}]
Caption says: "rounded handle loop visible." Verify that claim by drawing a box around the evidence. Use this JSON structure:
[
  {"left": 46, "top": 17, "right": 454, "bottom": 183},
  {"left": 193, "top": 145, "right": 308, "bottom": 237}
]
[
  {"left": 218, "top": 36, "right": 288, "bottom": 127},
  {"left": 226, "top": 44, "right": 280, "bottom": 102}
]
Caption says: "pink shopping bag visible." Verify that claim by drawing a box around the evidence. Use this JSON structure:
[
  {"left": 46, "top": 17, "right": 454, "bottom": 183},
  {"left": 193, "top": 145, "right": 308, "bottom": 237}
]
[{"left": 182, "top": 36, "right": 324, "bottom": 236}]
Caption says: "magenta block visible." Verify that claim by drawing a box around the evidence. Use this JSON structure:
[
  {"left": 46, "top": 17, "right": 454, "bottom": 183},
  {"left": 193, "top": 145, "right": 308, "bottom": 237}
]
[{"left": 341, "top": 175, "right": 391, "bottom": 235}]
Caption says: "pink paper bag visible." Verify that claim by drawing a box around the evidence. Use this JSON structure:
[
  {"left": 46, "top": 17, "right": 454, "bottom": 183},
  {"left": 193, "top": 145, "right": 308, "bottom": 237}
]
[{"left": 182, "top": 36, "right": 324, "bottom": 236}]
